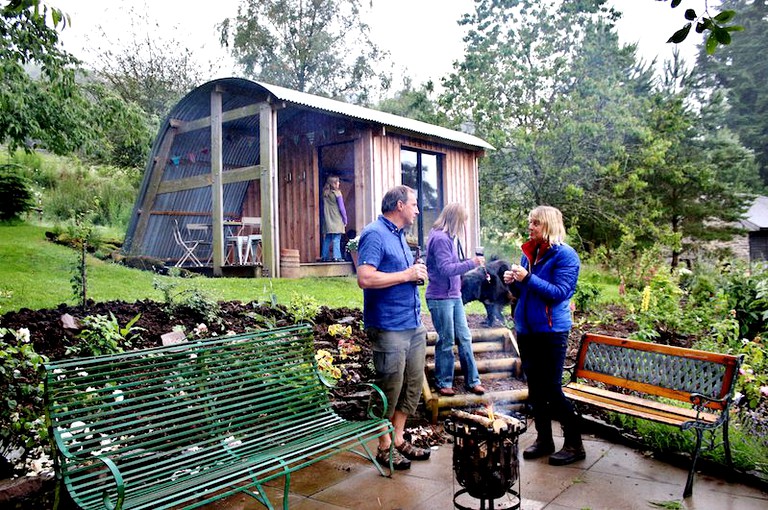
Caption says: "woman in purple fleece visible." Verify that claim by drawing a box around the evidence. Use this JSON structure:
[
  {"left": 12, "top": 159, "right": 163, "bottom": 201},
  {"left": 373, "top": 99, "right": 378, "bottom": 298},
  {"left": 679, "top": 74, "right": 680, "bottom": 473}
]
[{"left": 425, "top": 203, "right": 486, "bottom": 396}]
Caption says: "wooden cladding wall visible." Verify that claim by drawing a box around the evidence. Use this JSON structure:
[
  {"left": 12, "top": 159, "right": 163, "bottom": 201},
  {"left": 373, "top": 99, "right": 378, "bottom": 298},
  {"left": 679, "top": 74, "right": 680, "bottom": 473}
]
[
  {"left": 367, "top": 131, "right": 482, "bottom": 252},
  {"left": 275, "top": 112, "right": 361, "bottom": 263},
  {"left": 243, "top": 115, "right": 483, "bottom": 264}
]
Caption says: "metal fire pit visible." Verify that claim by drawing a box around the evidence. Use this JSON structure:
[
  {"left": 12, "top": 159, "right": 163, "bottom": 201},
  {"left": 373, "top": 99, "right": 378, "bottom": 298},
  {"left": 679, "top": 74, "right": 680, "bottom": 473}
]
[{"left": 445, "top": 409, "right": 526, "bottom": 510}]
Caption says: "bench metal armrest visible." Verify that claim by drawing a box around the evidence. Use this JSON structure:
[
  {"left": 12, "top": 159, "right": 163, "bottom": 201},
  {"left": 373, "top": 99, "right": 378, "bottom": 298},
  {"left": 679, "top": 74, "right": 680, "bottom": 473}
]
[
  {"left": 96, "top": 456, "right": 125, "bottom": 510},
  {"left": 316, "top": 368, "right": 339, "bottom": 389},
  {"left": 362, "top": 382, "right": 390, "bottom": 420},
  {"left": 682, "top": 392, "right": 729, "bottom": 431},
  {"left": 53, "top": 433, "right": 125, "bottom": 510}
]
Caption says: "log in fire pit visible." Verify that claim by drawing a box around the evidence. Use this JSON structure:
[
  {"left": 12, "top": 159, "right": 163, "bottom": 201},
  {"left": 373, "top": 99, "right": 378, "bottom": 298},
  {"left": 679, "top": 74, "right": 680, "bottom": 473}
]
[{"left": 445, "top": 408, "right": 527, "bottom": 510}]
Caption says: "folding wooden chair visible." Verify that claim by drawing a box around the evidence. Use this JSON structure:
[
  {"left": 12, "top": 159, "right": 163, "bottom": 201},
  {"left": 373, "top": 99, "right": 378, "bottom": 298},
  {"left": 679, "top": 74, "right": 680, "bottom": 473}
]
[
  {"left": 173, "top": 219, "right": 203, "bottom": 267},
  {"left": 240, "top": 216, "right": 262, "bottom": 265}
]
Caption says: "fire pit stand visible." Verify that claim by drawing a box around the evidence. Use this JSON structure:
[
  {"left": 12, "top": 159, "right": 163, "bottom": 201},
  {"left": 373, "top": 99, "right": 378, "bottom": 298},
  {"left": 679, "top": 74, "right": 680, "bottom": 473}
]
[{"left": 445, "top": 409, "right": 526, "bottom": 510}]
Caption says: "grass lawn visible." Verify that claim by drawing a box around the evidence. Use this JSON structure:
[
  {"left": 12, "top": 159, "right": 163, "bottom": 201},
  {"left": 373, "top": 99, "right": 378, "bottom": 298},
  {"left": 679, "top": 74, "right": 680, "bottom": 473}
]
[
  {"left": 0, "top": 223, "right": 614, "bottom": 315},
  {"left": 1, "top": 223, "right": 499, "bottom": 315},
  {"left": 0, "top": 224, "right": 366, "bottom": 312}
]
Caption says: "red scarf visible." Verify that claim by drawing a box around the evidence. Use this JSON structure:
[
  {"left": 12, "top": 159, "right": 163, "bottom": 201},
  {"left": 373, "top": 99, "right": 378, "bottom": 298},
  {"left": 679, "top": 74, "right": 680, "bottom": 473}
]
[{"left": 521, "top": 238, "right": 551, "bottom": 266}]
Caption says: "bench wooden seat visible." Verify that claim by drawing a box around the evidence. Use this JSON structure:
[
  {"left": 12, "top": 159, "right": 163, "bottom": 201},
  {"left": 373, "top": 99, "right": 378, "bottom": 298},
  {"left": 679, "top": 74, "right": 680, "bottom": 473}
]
[
  {"left": 44, "top": 324, "right": 394, "bottom": 510},
  {"left": 563, "top": 333, "right": 743, "bottom": 498}
]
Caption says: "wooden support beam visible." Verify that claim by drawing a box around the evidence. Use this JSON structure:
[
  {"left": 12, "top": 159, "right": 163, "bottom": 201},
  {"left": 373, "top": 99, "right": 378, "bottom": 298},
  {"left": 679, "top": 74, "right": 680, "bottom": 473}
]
[
  {"left": 259, "top": 102, "right": 278, "bottom": 277},
  {"left": 211, "top": 88, "right": 224, "bottom": 276},
  {"left": 132, "top": 125, "right": 177, "bottom": 254},
  {"left": 171, "top": 103, "right": 263, "bottom": 135},
  {"left": 156, "top": 165, "right": 262, "bottom": 194}
]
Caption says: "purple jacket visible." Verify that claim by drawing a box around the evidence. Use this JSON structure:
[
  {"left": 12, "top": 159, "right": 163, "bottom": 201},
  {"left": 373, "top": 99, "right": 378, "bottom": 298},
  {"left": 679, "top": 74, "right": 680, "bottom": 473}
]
[{"left": 425, "top": 229, "right": 477, "bottom": 299}]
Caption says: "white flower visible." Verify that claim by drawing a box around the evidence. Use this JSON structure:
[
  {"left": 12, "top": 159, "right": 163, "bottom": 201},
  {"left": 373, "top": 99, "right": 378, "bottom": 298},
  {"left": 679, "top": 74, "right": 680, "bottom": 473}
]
[
  {"left": 17, "top": 328, "right": 30, "bottom": 343},
  {"left": 77, "top": 371, "right": 89, "bottom": 377},
  {"left": 112, "top": 389, "right": 124, "bottom": 402}
]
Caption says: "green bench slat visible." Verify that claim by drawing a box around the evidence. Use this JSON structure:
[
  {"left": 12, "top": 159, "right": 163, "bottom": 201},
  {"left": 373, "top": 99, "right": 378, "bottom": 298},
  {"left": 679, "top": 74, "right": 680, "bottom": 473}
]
[{"left": 45, "top": 324, "right": 393, "bottom": 510}]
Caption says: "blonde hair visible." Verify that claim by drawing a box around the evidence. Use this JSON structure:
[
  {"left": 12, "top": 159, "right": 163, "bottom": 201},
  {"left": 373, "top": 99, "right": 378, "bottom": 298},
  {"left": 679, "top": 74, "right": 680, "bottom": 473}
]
[
  {"left": 432, "top": 203, "right": 468, "bottom": 237},
  {"left": 323, "top": 175, "right": 340, "bottom": 197},
  {"left": 530, "top": 205, "right": 566, "bottom": 245}
]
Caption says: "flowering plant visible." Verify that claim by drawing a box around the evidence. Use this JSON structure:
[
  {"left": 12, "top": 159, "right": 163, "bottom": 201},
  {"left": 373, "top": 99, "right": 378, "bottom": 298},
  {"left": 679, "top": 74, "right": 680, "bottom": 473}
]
[
  {"left": 346, "top": 236, "right": 360, "bottom": 253},
  {"left": 0, "top": 327, "right": 49, "bottom": 474},
  {"left": 315, "top": 349, "right": 342, "bottom": 381}
]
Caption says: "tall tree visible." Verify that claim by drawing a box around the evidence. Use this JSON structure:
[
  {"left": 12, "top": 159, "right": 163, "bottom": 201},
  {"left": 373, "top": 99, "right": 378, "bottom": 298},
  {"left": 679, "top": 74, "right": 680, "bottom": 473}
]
[
  {"left": 0, "top": 0, "right": 84, "bottom": 154},
  {"left": 635, "top": 90, "right": 757, "bottom": 267},
  {"left": 695, "top": 0, "right": 768, "bottom": 185},
  {"left": 375, "top": 79, "right": 449, "bottom": 127},
  {"left": 85, "top": 5, "right": 209, "bottom": 125},
  {"left": 219, "top": 0, "right": 391, "bottom": 104},
  {"left": 440, "top": 0, "right": 648, "bottom": 239}
]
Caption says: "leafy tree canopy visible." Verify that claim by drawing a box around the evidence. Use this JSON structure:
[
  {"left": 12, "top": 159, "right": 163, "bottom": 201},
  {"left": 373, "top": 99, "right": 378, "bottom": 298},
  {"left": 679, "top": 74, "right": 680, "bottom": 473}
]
[
  {"left": 219, "top": 0, "right": 391, "bottom": 104},
  {"left": 441, "top": 0, "right": 759, "bottom": 268},
  {"left": 0, "top": 0, "right": 84, "bottom": 154},
  {"left": 659, "top": 0, "right": 744, "bottom": 53},
  {"left": 694, "top": 0, "right": 768, "bottom": 185}
]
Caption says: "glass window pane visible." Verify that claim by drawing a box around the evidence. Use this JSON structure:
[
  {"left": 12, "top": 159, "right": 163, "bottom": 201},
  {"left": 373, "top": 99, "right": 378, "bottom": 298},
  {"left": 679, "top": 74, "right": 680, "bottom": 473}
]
[
  {"left": 400, "top": 148, "right": 442, "bottom": 248},
  {"left": 401, "top": 149, "right": 417, "bottom": 190}
]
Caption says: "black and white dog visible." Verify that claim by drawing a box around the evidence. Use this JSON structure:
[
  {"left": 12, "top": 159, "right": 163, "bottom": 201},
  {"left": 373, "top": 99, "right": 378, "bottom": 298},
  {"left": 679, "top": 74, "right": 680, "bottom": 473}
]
[{"left": 461, "top": 258, "right": 515, "bottom": 327}]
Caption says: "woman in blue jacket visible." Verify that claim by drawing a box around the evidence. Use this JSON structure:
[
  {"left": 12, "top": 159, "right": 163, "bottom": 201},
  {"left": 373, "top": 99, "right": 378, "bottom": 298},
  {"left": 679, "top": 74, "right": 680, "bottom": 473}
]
[
  {"left": 503, "top": 205, "right": 584, "bottom": 466},
  {"left": 425, "top": 203, "right": 486, "bottom": 396}
]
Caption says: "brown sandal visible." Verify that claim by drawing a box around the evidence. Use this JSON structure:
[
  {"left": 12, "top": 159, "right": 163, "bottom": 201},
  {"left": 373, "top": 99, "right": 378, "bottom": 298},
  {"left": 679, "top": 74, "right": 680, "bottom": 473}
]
[{"left": 396, "top": 440, "right": 431, "bottom": 461}]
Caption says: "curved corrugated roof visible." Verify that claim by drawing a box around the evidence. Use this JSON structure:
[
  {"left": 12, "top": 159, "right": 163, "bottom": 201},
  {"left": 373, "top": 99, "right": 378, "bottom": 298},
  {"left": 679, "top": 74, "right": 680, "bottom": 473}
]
[
  {"left": 256, "top": 80, "right": 494, "bottom": 150},
  {"left": 124, "top": 78, "right": 491, "bottom": 260}
]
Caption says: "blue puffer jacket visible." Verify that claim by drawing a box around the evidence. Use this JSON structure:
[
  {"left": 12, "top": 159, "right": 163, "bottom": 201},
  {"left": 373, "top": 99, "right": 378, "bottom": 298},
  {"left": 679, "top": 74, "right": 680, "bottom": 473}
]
[{"left": 512, "top": 240, "right": 580, "bottom": 334}]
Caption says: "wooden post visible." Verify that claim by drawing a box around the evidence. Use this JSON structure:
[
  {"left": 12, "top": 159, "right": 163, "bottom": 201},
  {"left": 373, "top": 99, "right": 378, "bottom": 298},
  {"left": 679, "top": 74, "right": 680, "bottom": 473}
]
[
  {"left": 211, "top": 87, "right": 224, "bottom": 276},
  {"left": 260, "top": 102, "right": 278, "bottom": 277}
]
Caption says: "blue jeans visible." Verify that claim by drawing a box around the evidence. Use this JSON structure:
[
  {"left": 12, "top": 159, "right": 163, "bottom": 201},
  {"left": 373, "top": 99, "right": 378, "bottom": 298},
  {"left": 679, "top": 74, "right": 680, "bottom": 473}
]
[
  {"left": 427, "top": 298, "right": 481, "bottom": 389},
  {"left": 321, "top": 233, "right": 341, "bottom": 260}
]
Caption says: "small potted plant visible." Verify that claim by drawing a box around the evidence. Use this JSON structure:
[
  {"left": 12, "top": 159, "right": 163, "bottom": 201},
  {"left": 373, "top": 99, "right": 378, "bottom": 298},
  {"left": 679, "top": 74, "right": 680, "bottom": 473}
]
[{"left": 346, "top": 236, "right": 360, "bottom": 267}]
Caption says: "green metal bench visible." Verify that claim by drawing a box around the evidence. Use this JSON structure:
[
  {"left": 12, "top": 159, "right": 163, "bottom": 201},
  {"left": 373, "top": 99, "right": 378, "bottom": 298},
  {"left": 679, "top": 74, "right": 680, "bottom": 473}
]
[
  {"left": 44, "top": 323, "right": 394, "bottom": 510},
  {"left": 563, "top": 333, "right": 744, "bottom": 498}
]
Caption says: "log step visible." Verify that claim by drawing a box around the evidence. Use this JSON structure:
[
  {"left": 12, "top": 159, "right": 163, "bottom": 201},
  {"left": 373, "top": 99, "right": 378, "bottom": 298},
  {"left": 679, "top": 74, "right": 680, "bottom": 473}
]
[
  {"left": 425, "top": 341, "right": 505, "bottom": 356},
  {"left": 425, "top": 357, "right": 522, "bottom": 377},
  {"left": 422, "top": 326, "right": 526, "bottom": 423}
]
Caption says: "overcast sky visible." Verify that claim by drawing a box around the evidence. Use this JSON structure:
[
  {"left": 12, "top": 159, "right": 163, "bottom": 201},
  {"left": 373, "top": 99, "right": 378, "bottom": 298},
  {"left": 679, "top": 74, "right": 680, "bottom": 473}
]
[{"left": 53, "top": 0, "right": 707, "bottom": 88}]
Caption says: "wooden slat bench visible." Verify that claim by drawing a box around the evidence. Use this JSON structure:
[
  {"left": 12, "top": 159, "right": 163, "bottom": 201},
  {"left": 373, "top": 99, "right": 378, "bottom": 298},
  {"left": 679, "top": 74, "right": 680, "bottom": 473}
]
[
  {"left": 44, "top": 323, "right": 394, "bottom": 510},
  {"left": 563, "top": 333, "right": 744, "bottom": 498}
]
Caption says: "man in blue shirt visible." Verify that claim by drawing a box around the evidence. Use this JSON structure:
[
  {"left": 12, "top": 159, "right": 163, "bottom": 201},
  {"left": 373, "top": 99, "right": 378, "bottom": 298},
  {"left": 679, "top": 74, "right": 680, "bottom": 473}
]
[{"left": 357, "top": 185, "right": 430, "bottom": 470}]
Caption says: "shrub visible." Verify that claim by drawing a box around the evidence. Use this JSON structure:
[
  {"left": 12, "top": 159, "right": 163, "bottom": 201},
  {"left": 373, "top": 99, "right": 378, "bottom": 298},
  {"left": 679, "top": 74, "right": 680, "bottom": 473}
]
[
  {"left": 0, "top": 327, "right": 48, "bottom": 469},
  {"left": 287, "top": 293, "right": 321, "bottom": 324},
  {"left": 573, "top": 279, "right": 601, "bottom": 312},
  {"left": 0, "top": 164, "right": 34, "bottom": 221},
  {"left": 66, "top": 312, "right": 144, "bottom": 357}
]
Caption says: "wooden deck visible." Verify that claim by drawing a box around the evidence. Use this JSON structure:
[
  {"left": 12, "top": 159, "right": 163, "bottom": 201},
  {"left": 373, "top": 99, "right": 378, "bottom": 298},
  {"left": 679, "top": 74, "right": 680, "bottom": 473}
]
[{"left": 182, "top": 261, "right": 355, "bottom": 278}]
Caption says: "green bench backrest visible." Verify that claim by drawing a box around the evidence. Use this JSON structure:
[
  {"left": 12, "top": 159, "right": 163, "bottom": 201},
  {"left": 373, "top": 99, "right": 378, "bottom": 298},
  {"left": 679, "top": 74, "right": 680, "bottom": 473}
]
[
  {"left": 44, "top": 324, "right": 328, "bottom": 479},
  {"left": 575, "top": 333, "right": 742, "bottom": 410}
]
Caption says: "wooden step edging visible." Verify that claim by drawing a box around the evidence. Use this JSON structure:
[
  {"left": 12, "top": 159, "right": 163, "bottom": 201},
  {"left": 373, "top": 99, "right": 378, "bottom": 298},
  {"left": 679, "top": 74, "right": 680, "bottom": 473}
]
[
  {"left": 422, "top": 326, "right": 526, "bottom": 424},
  {"left": 421, "top": 384, "right": 529, "bottom": 424}
]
